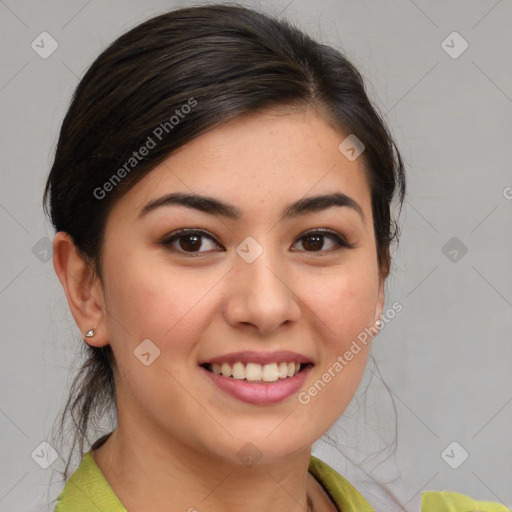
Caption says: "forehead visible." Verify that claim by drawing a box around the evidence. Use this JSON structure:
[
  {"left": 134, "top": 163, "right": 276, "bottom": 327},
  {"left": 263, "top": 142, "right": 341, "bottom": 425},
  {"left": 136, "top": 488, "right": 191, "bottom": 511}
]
[{"left": 115, "top": 106, "right": 372, "bottom": 222}]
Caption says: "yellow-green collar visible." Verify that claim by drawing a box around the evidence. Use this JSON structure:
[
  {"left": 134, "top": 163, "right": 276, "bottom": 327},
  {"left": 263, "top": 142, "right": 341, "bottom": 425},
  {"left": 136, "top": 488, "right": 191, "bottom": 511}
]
[
  {"left": 54, "top": 450, "right": 125, "bottom": 511},
  {"left": 308, "top": 455, "right": 374, "bottom": 511},
  {"left": 54, "top": 450, "right": 509, "bottom": 512}
]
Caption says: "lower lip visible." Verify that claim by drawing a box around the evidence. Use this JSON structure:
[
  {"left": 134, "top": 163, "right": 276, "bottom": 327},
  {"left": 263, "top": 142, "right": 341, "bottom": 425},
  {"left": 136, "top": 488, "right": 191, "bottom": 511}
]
[{"left": 200, "top": 365, "right": 312, "bottom": 405}]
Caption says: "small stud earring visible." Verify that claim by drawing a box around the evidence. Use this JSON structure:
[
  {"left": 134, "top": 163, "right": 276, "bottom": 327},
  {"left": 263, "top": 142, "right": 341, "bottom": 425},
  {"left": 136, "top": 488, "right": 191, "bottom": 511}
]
[
  {"left": 85, "top": 328, "right": 96, "bottom": 338},
  {"left": 375, "top": 320, "right": 382, "bottom": 328}
]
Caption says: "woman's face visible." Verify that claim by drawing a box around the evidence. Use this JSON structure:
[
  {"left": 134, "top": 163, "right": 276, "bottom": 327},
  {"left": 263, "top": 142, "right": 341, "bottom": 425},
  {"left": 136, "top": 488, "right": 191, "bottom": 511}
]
[{"left": 96, "top": 106, "right": 385, "bottom": 465}]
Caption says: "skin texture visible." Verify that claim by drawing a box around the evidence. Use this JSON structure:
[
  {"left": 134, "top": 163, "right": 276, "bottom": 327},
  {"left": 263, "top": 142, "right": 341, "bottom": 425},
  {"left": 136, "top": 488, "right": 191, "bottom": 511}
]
[{"left": 53, "top": 105, "right": 386, "bottom": 512}]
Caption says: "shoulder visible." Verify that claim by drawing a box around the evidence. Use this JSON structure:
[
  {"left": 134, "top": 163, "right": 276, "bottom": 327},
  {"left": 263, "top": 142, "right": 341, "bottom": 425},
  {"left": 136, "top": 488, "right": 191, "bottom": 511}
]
[
  {"left": 54, "top": 450, "right": 126, "bottom": 512},
  {"left": 309, "top": 456, "right": 510, "bottom": 512}
]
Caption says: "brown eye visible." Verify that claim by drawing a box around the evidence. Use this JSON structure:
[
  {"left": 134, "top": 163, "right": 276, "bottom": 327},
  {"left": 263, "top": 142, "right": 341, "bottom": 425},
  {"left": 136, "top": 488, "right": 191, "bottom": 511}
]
[
  {"left": 301, "top": 234, "right": 324, "bottom": 251},
  {"left": 292, "top": 229, "right": 353, "bottom": 253},
  {"left": 178, "top": 234, "right": 202, "bottom": 252},
  {"left": 160, "top": 229, "right": 223, "bottom": 255}
]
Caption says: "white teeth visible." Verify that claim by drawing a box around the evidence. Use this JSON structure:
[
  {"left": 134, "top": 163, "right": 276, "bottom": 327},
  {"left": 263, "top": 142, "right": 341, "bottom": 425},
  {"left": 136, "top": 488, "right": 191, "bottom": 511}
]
[
  {"left": 207, "top": 361, "right": 305, "bottom": 382},
  {"left": 232, "top": 362, "right": 245, "bottom": 379},
  {"left": 245, "top": 362, "right": 262, "bottom": 382},
  {"left": 262, "top": 363, "right": 279, "bottom": 382},
  {"left": 221, "top": 363, "right": 232, "bottom": 377}
]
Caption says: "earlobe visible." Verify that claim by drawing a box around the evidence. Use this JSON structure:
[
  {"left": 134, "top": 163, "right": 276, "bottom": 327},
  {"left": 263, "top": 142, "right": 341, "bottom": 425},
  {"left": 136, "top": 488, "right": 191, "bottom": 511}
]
[
  {"left": 52, "top": 232, "right": 109, "bottom": 347},
  {"left": 373, "top": 271, "right": 386, "bottom": 328}
]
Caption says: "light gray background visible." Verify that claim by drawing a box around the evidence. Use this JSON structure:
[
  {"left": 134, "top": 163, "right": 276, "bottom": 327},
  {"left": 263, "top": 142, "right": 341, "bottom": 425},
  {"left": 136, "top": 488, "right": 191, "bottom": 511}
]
[{"left": 1, "top": 1, "right": 511, "bottom": 511}]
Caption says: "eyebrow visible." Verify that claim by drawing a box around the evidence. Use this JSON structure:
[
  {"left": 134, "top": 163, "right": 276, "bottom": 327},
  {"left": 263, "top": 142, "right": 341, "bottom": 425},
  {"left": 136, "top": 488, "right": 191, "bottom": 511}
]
[{"left": 138, "top": 191, "right": 365, "bottom": 224}]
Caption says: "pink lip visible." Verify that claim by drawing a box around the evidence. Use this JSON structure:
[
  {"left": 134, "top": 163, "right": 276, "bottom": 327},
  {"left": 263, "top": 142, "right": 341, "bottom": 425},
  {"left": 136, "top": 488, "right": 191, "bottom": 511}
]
[
  {"left": 200, "top": 364, "right": 312, "bottom": 405},
  {"left": 199, "top": 350, "right": 312, "bottom": 366}
]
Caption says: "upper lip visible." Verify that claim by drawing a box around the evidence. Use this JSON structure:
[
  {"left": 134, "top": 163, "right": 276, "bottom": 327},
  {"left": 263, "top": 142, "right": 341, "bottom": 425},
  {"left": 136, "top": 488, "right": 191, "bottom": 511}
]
[{"left": 199, "top": 350, "right": 313, "bottom": 366}]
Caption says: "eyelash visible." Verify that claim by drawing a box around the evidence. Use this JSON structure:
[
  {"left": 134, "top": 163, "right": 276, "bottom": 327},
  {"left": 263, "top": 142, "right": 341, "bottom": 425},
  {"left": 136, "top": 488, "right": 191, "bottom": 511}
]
[{"left": 159, "top": 228, "right": 354, "bottom": 257}]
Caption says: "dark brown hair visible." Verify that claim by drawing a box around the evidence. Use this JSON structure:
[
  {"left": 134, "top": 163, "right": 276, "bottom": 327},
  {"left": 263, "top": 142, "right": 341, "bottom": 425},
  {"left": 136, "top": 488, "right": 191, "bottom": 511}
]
[{"left": 44, "top": 2, "right": 405, "bottom": 483}]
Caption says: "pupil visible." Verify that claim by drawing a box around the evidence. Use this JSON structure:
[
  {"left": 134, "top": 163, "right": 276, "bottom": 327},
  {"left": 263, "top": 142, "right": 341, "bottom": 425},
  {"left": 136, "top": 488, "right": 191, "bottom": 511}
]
[
  {"left": 304, "top": 235, "right": 323, "bottom": 251},
  {"left": 181, "top": 235, "right": 201, "bottom": 252}
]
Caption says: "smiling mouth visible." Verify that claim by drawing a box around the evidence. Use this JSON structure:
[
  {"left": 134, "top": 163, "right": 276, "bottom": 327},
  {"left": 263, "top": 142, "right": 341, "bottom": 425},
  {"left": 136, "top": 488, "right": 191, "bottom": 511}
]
[{"left": 200, "top": 361, "right": 313, "bottom": 383}]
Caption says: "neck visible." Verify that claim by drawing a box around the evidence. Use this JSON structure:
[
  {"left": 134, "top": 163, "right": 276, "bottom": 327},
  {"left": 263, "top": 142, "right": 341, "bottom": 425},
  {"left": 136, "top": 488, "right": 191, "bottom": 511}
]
[{"left": 93, "top": 422, "right": 321, "bottom": 512}]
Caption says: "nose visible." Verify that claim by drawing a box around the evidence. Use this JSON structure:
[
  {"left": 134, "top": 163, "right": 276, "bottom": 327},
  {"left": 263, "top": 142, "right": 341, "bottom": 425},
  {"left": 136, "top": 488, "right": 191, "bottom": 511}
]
[{"left": 223, "top": 245, "right": 301, "bottom": 336}]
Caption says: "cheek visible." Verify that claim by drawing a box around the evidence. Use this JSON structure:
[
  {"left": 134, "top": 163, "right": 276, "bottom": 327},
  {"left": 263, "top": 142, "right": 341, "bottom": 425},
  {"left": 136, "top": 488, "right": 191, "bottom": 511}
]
[
  {"left": 294, "top": 261, "right": 378, "bottom": 421},
  {"left": 102, "top": 252, "right": 223, "bottom": 360},
  {"left": 100, "top": 254, "right": 222, "bottom": 424},
  {"left": 302, "top": 261, "right": 379, "bottom": 350},
  {"left": 332, "top": 280, "right": 376, "bottom": 346}
]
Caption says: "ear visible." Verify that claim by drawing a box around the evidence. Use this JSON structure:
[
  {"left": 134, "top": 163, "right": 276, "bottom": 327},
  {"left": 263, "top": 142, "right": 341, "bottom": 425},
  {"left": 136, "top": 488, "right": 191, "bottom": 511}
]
[
  {"left": 373, "top": 265, "right": 387, "bottom": 328},
  {"left": 52, "top": 232, "right": 108, "bottom": 348}
]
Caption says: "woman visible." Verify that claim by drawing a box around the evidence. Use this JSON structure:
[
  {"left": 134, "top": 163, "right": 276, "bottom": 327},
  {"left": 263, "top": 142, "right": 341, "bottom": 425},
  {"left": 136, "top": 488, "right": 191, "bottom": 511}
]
[{"left": 44, "top": 3, "right": 507, "bottom": 511}]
